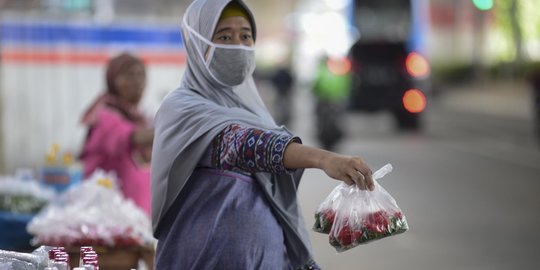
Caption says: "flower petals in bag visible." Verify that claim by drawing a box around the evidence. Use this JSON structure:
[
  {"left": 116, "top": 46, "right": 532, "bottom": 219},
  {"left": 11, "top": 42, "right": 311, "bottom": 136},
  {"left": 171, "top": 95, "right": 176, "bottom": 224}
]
[
  {"left": 314, "top": 163, "right": 409, "bottom": 252},
  {"left": 313, "top": 184, "right": 344, "bottom": 234}
]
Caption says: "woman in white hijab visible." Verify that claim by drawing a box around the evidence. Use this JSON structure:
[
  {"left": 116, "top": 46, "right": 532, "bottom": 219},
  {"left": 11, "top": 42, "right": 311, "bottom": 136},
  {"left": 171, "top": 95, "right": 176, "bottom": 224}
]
[{"left": 151, "top": 0, "right": 374, "bottom": 269}]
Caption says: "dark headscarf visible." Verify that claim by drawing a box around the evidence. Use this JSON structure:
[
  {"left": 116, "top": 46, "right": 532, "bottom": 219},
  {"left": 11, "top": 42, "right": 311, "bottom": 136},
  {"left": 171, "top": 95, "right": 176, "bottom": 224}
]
[{"left": 81, "top": 53, "right": 147, "bottom": 126}]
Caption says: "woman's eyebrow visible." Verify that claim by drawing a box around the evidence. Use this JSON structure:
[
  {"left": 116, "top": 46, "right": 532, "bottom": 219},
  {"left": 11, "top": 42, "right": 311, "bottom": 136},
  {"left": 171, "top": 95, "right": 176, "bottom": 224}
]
[
  {"left": 215, "top": 26, "right": 252, "bottom": 34},
  {"left": 215, "top": 27, "right": 232, "bottom": 34}
]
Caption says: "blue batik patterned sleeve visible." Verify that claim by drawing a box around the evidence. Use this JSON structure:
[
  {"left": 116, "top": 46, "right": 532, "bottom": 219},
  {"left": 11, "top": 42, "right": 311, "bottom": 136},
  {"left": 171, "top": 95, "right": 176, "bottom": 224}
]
[{"left": 211, "top": 124, "right": 300, "bottom": 174}]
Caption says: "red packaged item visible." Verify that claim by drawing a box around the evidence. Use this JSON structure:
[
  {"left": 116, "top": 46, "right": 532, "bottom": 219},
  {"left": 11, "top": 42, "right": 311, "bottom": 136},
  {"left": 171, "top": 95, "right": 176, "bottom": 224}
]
[
  {"left": 314, "top": 164, "right": 409, "bottom": 252},
  {"left": 313, "top": 188, "right": 341, "bottom": 234}
]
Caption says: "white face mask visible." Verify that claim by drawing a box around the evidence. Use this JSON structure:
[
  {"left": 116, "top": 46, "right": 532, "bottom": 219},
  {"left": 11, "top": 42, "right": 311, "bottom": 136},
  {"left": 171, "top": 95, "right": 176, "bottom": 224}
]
[
  {"left": 207, "top": 45, "right": 256, "bottom": 86},
  {"left": 184, "top": 23, "right": 256, "bottom": 87}
]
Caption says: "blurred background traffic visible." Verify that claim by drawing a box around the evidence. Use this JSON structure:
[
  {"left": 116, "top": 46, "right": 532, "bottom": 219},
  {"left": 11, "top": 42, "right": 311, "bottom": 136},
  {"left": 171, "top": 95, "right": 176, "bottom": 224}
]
[
  {"left": 1, "top": 0, "right": 539, "bottom": 172},
  {"left": 1, "top": 0, "right": 539, "bottom": 269}
]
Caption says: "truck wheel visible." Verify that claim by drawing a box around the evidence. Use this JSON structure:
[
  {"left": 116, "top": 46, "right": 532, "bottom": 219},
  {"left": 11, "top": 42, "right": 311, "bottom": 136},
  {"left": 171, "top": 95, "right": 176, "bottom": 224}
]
[{"left": 393, "top": 109, "right": 421, "bottom": 131}]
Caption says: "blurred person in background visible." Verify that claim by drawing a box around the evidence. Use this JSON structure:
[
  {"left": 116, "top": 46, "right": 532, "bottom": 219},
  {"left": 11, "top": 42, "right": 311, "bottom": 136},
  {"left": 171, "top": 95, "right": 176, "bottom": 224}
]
[
  {"left": 151, "top": 0, "right": 374, "bottom": 269},
  {"left": 312, "top": 55, "right": 351, "bottom": 151},
  {"left": 530, "top": 68, "right": 540, "bottom": 144},
  {"left": 80, "top": 52, "right": 153, "bottom": 216},
  {"left": 270, "top": 62, "right": 294, "bottom": 126}
]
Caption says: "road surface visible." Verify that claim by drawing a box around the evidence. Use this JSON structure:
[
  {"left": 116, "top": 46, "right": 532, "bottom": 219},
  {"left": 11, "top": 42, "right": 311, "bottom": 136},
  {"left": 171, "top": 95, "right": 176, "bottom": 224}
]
[{"left": 284, "top": 83, "right": 540, "bottom": 270}]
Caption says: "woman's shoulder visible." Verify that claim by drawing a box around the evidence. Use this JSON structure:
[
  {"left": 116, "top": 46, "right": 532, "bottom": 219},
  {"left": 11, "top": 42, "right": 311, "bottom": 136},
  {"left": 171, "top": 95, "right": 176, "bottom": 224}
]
[
  {"left": 164, "top": 87, "right": 204, "bottom": 103},
  {"left": 158, "top": 88, "right": 209, "bottom": 113},
  {"left": 94, "top": 106, "right": 128, "bottom": 124}
]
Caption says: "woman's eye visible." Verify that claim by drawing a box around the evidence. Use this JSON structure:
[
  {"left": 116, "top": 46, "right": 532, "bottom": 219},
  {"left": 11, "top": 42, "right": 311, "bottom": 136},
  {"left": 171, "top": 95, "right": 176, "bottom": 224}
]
[
  {"left": 218, "top": 35, "right": 231, "bottom": 41},
  {"left": 242, "top": 34, "right": 252, "bottom": 40}
]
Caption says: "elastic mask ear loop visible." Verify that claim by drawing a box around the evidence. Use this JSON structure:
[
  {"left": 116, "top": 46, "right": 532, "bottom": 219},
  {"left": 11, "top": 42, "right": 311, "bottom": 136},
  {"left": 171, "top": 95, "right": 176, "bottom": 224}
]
[
  {"left": 183, "top": 18, "right": 255, "bottom": 88},
  {"left": 205, "top": 46, "right": 216, "bottom": 67},
  {"left": 184, "top": 20, "right": 255, "bottom": 51},
  {"left": 184, "top": 25, "right": 231, "bottom": 87},
  {"left": 183, "top": 23, "right": 210, "bottom": 66}
]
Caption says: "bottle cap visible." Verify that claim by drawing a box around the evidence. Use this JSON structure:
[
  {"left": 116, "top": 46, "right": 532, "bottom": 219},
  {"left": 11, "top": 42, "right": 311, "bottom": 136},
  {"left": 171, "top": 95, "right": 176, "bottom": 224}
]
[
  {"left": 83, "top": 254, "right": 98, "bottom": 260},
  {"left": 48, "top": 250, "right": 57, "bottom": 260},
  {"left": 80, "top": 246, "right": 93, "bottom": 252}
]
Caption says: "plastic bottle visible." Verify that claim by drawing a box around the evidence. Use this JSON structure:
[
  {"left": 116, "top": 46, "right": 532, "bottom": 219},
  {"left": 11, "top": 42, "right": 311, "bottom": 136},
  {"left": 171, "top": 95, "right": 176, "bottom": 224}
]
[
  {"left": 53, "top": 252, "right": 70, "bottom": 270},
  {"left": 78, "top": 247, "right": 93, "bottom": 267},
  {"left": 62, "top": 152, "right": 83, "bottom": 186},
  {"left": 48, "top": 247, "right": 65, "bottom": 266},
  {"left": 81, "top": 252, "right": 99, "bottom": 270},
  {"left": 78, "top": 247, "right": 100, "bottom": 270},
  {"left": 48, "top": 249, "right": 57, "bottom": 267}
]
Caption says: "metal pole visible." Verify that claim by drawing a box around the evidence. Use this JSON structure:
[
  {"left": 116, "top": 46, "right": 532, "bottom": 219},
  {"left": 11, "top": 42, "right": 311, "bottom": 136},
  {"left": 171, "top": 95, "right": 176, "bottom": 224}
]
[
  {"left": 472, "top": 6, "right": 486, "bottom": 81},
  {"left": 0, "top": 8, "right": 5, "bottom": 174}
]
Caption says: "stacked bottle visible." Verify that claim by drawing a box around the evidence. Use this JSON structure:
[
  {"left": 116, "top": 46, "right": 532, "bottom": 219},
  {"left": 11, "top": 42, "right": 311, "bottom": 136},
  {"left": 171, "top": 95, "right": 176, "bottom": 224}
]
[
  {"left": 77, "top": 246, "right": 99, "bottom": 270},
  {"left": 45, "top": 247, "right": 70, "bottom": 270}
]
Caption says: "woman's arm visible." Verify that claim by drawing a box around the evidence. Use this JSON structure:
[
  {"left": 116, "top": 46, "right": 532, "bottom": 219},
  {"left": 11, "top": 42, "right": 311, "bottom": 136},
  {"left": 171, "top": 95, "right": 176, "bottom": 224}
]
[
  {"left": 283, "top": 142, "right": 374, "bottom": 191},
  {"left": 210, "top": 123, "right": 373, "bottom": 190},
  {"left": 131, "top": 128, "right": 154, "bottom": 147}
]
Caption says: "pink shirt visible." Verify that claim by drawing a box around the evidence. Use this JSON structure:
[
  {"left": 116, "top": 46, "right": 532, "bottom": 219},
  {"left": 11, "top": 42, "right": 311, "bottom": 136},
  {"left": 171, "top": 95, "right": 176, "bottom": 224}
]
[{"left": 81, "top": 108, "right": 151, "bottom": 216}]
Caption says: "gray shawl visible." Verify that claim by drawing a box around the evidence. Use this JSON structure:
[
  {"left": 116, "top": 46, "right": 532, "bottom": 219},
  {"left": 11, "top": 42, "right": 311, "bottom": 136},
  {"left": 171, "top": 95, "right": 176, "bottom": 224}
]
[{"left": 150, "top": 0, "right": 313, "bottom": 266}]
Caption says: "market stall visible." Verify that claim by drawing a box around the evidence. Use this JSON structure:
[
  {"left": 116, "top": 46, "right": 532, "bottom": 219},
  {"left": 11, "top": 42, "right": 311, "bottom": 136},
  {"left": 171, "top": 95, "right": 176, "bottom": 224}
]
[
  {"left": 0, "top": 173, "right": 55, "bottom": 252},
  {"left": 0, "top": 161, "right": 156, "bottom": 270}
]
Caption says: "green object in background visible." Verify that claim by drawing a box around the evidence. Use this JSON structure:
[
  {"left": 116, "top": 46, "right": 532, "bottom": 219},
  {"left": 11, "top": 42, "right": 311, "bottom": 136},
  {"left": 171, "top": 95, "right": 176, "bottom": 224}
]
[
  {"left": 472, "top": 0, "right": 494, "bottom": 11},
  {"left": 63, "top": 0, "right": 92, "bottom": 11},
  {"left": 312, "top": 59, "right": 351, "bottom": 102}
]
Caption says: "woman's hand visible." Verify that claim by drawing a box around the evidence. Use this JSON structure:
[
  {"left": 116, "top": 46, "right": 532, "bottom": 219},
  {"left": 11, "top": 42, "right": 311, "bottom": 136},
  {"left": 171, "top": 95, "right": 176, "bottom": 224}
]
[
  {"left": 320, "top": 152, "right": 374, "bottom": 190},
  {"left": 132, "top": 127, "right": 155, "bottom": 147}
]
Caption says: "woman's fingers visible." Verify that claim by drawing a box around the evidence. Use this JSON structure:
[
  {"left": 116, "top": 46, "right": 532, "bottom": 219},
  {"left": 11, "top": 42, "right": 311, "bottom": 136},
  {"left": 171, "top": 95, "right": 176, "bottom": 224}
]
[
  {"left": 356, "top": 171, "right": 368, "bottom": 190},
  {"left": 342, "top": 174, "right": 355, "bottom": 186},
  {"left": 366, "top": 174, "right": 374, "bottom": 191},
  {"left": 347, "top": 169, "right": 367, "bottom": 190},
  {"left": 344, "top": 179, "right": 355, "bottom": 186},
  {"left": 358, "top": 168, "right": 374, "bottom": 191},
  {"left": 352, "top": 159, "right": 374, "bottom": 191}
]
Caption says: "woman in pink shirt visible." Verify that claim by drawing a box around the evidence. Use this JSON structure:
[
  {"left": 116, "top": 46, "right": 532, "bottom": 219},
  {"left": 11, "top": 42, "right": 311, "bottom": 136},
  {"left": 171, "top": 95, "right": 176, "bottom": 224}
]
[{"left": 80, "top": 53, "right": 153, "bottom": 216}]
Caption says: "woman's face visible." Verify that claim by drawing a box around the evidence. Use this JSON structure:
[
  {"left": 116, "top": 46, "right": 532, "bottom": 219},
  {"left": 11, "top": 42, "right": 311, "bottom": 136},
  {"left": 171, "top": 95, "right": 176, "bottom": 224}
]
[
  {"left": 211, "top": 16, "right": 254, "bottom": 46},
  {"left": 114, "top": 63, "right": 147, "bottom": 105}
]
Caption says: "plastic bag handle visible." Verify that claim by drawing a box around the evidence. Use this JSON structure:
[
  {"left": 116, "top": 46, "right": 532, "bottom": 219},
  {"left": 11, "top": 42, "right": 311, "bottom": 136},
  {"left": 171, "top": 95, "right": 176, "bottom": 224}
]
[{"left": 372, "top": 163, "right": 393, "bottom": 181}]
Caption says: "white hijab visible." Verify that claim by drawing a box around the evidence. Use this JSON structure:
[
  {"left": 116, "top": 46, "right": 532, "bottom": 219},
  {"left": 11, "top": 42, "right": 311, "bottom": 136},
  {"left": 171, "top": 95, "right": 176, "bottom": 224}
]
[{"left": 151, "top": 0, "right": 313, "bottom": 267}]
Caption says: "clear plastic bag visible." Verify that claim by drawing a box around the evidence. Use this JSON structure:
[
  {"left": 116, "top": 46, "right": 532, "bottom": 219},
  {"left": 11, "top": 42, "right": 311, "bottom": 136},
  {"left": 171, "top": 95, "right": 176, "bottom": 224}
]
[
  {"left": 26, "top": 170, "right": 155, "bottom": 247},
  {"left": 314, "top": 164, "right": 409, "bottom": 252},
  {"left": 313, "top": 181, "right": 345, "bottom": 234},
  {"left": 0, "top": 246, "right": 51, "bottom": 270}
]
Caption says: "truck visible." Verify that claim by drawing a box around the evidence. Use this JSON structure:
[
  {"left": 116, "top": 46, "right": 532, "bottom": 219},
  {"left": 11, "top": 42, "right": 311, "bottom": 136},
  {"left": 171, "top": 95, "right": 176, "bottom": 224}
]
[{"left": 347, "top": 0, "right": 431, "bottom": 130}]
